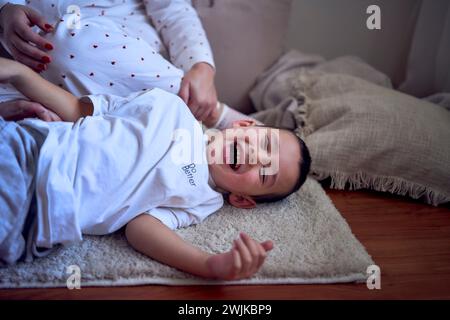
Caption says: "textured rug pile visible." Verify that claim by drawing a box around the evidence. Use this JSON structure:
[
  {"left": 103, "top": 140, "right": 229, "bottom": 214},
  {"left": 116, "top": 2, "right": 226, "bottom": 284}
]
[{"left": 0, "top": 179, "right": 373, "bottom": 288}]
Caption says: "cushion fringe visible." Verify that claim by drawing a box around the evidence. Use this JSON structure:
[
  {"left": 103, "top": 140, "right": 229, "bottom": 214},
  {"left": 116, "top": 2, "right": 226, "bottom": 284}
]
[
  {"left": 288, "top": 69, "right": 449, "bottom": 206},
  {"left": 311, "top": 170, "right": 450, "bottom": 207}
]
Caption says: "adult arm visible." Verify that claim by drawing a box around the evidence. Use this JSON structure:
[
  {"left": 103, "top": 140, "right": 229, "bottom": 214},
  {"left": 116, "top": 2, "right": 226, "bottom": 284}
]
[
  {"left": 144, "top": 0, "right": 214, "bottom": 73},
  {"left": 0, "top": 57, "right": 92, "bottom": 121},
  {"left": 126, "top": 213, "right": 273, "bottom": 280},
  {"left": 144, "top": 0, "right": 218, "bottom": 122}
]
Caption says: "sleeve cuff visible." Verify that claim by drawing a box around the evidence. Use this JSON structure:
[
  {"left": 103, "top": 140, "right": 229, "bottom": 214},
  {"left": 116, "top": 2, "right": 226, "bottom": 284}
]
[
  {"left": 175, "top": 48, "right": 215, "bottom": 72},
  {"left": 183, "top": 57, "right": 215, "bottom": 73},
  {"left": 79, "top": 95, "right": 106, "bottom": 116},
  {"left": 145, "top": 209, "right": 178, "bottom": 230}
]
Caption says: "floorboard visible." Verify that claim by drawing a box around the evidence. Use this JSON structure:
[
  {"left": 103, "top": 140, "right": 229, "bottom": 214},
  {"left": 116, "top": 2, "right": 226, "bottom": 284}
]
[{"left": 1, "top": 188, "right": 449, "bottom": 300}]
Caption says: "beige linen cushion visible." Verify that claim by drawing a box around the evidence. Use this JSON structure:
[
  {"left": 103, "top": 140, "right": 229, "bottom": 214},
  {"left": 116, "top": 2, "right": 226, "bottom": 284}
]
[
  {"left": 292, "top": 70, "right": 450, "bottom": 206},
  {"left": 193, "top": 0, "right": 292, "bottom": 114}
]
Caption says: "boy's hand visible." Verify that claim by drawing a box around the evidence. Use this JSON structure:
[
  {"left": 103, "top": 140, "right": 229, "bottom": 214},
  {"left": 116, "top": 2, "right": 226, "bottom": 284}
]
[
  {"left": 0, "top": 99, "right": 61, "bottom": 121},
  {"left": 206, "top": 233, "right": 274, "bottom": 280},
  {"left": 0, "top": 4, "right": 53, "bottom": 72}
]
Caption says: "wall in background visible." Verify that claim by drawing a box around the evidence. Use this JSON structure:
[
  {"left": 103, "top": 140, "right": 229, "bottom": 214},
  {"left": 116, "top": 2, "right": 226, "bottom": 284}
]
[{"left": 286, "top": 0, "right": 421, "bottom": 85}]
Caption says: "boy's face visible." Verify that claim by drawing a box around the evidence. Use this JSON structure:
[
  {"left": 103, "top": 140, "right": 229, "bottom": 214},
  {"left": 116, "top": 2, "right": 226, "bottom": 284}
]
[{"left": 206, "top": 120, "right": 301, "bottom": 208}]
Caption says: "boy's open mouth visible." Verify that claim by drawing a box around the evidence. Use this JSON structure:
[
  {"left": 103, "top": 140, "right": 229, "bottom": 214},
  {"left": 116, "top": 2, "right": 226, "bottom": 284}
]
[{"left": 229, "top": 139, "right": 240, "bottom": 171}]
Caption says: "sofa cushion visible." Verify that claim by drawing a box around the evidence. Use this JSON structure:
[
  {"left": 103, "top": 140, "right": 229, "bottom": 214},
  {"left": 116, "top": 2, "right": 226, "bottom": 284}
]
[
  {"left": 193, "top": 0, "right": 292, "bottom": 114},
  {"left": 291, "top": 70, "right": 450, "bottom": 206}
]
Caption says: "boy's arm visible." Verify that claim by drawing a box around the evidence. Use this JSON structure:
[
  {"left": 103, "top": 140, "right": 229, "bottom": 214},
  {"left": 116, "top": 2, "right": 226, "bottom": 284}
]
[
  {"left": 1, "top": 58, "right": 92, "bottom": 121},
  {"left": 125, "top": 214, "right": 273, "bottom": 280}
]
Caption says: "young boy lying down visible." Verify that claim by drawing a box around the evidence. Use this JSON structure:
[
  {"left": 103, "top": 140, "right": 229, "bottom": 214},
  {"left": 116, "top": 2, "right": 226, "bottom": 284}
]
[{"left": 0, "top": 58, "right": 311, "bottom": 280}]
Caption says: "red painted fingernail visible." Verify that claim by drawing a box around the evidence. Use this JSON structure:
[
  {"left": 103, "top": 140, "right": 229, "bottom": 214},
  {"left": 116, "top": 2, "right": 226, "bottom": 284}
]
[
  {"left": 45, "top": 43, "right": 53, "bottom": 50},
  {"left": 37, "top": 64, "right": 45, "bottom": 70},
  {"left": 41, "top": 56, "right": 51, "bottom": 63},
  {"left": 45, "top": 24, "right": 53, "bottom": 30}
]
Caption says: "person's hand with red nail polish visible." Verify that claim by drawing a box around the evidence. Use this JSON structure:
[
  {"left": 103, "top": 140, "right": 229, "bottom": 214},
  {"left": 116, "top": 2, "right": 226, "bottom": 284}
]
[
  {"left": 0, "top": 3, "right": 54, "bottom": 70},
  {"left": 178, "top": 62, "right": 218, "bottom": 124}
]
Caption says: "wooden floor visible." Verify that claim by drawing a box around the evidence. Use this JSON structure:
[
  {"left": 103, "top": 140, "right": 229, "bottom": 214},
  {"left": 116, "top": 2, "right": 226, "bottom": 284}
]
[{"left": 1, "top": 187, "right": 449, "bottom": 300}]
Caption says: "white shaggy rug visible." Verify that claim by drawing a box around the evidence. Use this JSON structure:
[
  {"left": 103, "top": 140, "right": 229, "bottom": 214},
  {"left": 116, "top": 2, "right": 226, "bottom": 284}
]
[{"left": 0, "top": 179, "right": 374, "bottom": 288}]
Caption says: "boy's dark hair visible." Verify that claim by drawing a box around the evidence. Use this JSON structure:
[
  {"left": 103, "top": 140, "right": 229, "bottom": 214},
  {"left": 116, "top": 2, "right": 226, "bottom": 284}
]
[{"left": 253, "top": 128, "right": 312, "bottom": 203}]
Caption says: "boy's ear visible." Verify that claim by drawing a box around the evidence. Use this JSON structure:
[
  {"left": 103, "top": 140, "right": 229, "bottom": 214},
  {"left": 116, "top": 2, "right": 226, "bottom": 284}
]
[
  {"left": 228, "top": 193, "right": 256, "bottom": 209},
  {"left": 232, "top": 119, "right": 257, "bottom": 128}
]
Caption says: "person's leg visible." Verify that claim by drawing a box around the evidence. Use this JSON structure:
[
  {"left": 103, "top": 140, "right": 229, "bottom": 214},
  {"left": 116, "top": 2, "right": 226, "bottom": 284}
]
[{"left": 0, "top": 118, "right": 39, "bottom": 265}]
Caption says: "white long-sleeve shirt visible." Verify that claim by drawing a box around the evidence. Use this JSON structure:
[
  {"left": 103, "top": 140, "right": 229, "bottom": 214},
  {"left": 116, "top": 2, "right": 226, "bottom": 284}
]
[
  {"left": 19, "top": 88, "right": 223, "bottom": 248},
  {"left": 0, "top": 0, "right": 214, "bottom": 96}
]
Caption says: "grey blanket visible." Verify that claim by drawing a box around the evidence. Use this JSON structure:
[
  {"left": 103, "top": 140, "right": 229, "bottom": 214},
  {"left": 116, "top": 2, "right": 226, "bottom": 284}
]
[
  {"left": 249, "top": 49, "right": 450, "bottom": 127},
  {"left": 249, "top": 50, "right": 393, "bottom": 128}
]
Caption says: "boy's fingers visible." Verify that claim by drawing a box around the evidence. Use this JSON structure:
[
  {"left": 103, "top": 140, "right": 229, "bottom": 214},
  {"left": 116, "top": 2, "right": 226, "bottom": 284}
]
[
  {"left": 17, "top": 101, "right": 60, "bottom": 122},
  {"left": 256, "top": 244, "right": 268, "bottom": 270},
  {"left": 35, "top": 105, "right": 62, "bottom": 122},
  {"left": 5, "top": 100, "right": 47, "bottom": 121},
  {"left": 36, "top": 109, "right": 53, "bottom": 122},
  {"left": 24, "top": 101, "right": 44, "bottom": 113},
  {"left": 261, "top": 240, "right": 274, "bottom": 252},
  {"left": 231, "top": 248, "right": 241, "bottom": 278},
  {"left": 240, "top": 233, "right": 260, "bottom": 274},
  {"left": 234, "top": 238, "right": 252, "bottom": 277},
  {"left": 23, "top": 102, "right": 50, "bottom": 121},
  {"left": 48, "top": 110, "right": 62, "bottom": 121}
]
